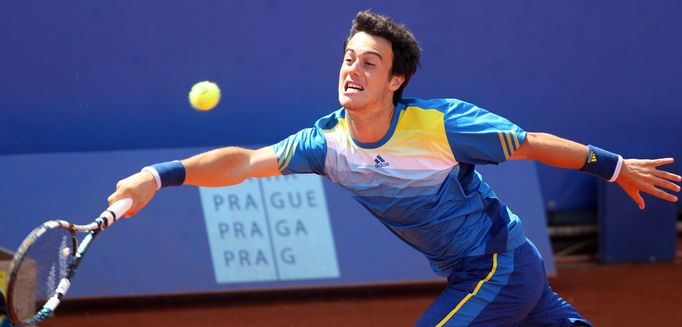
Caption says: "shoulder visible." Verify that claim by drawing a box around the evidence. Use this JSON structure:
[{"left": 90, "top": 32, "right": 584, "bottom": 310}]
[
  {"left": 313, "top": 108, "right": 346, "bottom": 131},
  {"left": 283, "top": 108, "right": 346, "bottom": 149}
]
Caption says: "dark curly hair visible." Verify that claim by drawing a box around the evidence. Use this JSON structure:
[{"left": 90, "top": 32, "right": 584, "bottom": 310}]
[{"left": 344, "top": 10, "right": 421, "bottom": 104}]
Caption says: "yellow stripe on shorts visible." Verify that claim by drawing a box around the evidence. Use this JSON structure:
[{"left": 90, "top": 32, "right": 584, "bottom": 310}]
[{"left": 435, "top": 253, "right": 499, "bottom": 327}]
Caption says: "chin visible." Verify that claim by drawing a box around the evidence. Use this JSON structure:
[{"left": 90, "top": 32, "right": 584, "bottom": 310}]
[
  {"left": 338, "top": 95, "right": 352, "bottom": 109},
  {"left": 338, "top": 95, "right": 363, "bottom": 111}
]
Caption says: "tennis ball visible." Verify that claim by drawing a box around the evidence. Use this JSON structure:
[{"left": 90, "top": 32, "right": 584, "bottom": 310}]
[{"left": 189, "top": 81, "right": 221, "bottom": 111}]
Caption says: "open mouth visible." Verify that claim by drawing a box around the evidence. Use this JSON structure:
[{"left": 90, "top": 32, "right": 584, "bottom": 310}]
[{"left": 344, "top": 81, "right": 364, "bottom": 92}]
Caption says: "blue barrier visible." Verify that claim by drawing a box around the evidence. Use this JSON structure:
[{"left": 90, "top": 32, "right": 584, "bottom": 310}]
[{"left": 599, "top": 179, "right": 678, "bottom": 263}]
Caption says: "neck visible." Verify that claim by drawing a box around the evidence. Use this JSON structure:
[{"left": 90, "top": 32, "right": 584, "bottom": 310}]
[{"left": 346, "top": 100, "right": 396, "bottom": 144}]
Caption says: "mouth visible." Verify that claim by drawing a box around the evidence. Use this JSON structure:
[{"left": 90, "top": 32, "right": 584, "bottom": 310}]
[{"left": 344, "top": 81, "right": 365, "bottom": 93}]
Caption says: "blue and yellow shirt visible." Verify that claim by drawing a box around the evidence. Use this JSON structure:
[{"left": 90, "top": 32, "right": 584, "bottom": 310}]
[{"left": 272, "top": 98, "right": 527, "bottom": 276}]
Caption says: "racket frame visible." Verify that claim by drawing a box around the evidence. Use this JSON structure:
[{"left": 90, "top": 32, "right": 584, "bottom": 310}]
[{"left": 5, "top": 199, "right": 131, "bottom": 326}]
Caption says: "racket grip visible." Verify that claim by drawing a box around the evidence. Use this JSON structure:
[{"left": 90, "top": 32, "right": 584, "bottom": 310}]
[{"left": 97, "top": 198, "right": 133, "bottom": 229}]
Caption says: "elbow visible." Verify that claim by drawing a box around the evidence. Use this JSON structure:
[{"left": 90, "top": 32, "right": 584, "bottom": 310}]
[
  {"left": 510, "top": 132, "right": 545, "bottom": 161},
  {"left": 211, "top": 147, "right": 252, "bottom": 186}
]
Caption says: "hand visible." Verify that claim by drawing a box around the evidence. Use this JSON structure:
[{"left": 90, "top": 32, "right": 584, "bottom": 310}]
[
  {"left": 107, "top": 171, "right": 158, "bottom": 218},
  {"left": 616, "top": 158, "right": 681, "bottom": 209}
]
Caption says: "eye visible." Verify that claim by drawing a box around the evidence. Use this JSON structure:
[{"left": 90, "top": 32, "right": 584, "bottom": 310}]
[
  {"left": 344, "top": 58, "right": 352, "bottom": 64},
  {"left": 365, "top": 61, "right": 375, "bottom": 67}
]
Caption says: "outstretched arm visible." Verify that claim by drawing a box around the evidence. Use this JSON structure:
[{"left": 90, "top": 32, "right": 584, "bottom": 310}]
[
  {"left": 510, "top": 132, "right": 681, "bottom": 209},
  {"left": 182, "top": 146, "right": 281, "bottom": 186},
  {"left": 108, "top": 146, "right": 281, "bottom": 217}
]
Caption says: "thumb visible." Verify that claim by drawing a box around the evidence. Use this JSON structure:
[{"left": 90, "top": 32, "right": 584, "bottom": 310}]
[{"left": 621, "top": 182, "right": 645, "bottom": 210}]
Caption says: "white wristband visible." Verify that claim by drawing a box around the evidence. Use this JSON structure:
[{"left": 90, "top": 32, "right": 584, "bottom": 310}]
[
  {"left": 608, "top": 155, "right": 624, "bottom": 182},
  {"left": 141, "top": 166, "right": 162, "bottom": 190}
]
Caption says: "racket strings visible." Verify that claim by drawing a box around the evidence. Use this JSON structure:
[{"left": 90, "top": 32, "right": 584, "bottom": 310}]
[{"left": 10, "top": 227, "right": 74, "bottom": 322}]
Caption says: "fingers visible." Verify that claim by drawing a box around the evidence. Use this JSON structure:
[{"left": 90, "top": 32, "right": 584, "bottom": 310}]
[
  {"left": 650, "top": 158, "right": 675, "bottom": 167},
  {"left": 649, "top": 158, "right": 680, "bottom": 183},
  {"left": 652, "top": 169, "right": 682, "bottom": 183},
  {"left": 122, "top": 202, "right": 143, "bottom": 218},
  {"left": 107, "top": 182, "right": 127, "bottom": 207},
  {"left": 648, "top": 161, "right": 682, "bottom": 198},
  {"left": 107, "top": 172, "right": 157, "bottom": 218},
  {"left": 108, "top": 184, "right": 137, "bottom": 218},
  {"left": 642, "top": 185, "right": 679, "bottom": 203},
  {"left": 650, "top": 175, "right": 682, "bottom": 193},
  {"left": 619, "top": 157, "right": 680, "bottom": 209},
  {"left": 619, "top": 177, "right": 678, "bottom": 210},
  {"left": 633, "top": 173, "right": 679, "bottom": 203}
]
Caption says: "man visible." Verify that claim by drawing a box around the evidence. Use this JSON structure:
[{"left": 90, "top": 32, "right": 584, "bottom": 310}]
[{"left": 109, "top": 10, "right": 680, "bottom": 326}]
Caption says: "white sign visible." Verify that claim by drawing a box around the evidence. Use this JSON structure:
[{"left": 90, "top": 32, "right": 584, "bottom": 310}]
[{"left": 199, "top": 174, "right": 339, "bottom": 283}]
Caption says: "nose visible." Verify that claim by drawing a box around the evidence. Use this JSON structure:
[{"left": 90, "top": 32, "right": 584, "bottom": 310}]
[{"left": 347, "top": 60, "right": 362, "bottom": 77}]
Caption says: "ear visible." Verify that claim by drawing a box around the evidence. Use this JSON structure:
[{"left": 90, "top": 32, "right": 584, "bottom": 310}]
[{"left": 388, "top": 74, "right": 405, "bottom": 92}]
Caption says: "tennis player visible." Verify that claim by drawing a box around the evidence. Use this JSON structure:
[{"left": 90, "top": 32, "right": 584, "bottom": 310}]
[{"left": 109, "top": 10, "right": 680, "bottom": 326}]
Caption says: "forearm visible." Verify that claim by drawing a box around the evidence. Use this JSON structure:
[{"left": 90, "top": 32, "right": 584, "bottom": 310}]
[
  {"left": 182, "top": 146, "right": 281, "bottom": 187},
  {"left": 109, "top": 146, "right": 280, "bottom": 217},
  {"left": 182, "top": 147, "right": 250, "bottom": 187},
  {"left": 510, "top": 132, "right": 587, "bottom": 169}
]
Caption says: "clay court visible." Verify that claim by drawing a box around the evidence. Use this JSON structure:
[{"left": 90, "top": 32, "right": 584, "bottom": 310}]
[{"left": 40, "top": 256, "right": 682, "bottom": 327}]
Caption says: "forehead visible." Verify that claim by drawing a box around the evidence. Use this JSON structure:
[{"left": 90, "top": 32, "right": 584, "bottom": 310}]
[{"left": 345, "top": 32, "right": 393, "bottom": 59}]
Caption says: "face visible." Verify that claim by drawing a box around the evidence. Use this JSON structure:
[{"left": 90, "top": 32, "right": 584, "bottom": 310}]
[{"left": 338, "top": 32, "right": 405, "bottom": 112}]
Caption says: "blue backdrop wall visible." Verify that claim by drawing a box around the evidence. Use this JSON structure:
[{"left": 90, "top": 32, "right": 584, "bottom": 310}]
[{"left": 1, "top": 0, "right": 680, "bottom": 211}]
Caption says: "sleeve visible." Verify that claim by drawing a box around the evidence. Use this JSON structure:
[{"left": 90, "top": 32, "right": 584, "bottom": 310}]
[
  {"left": 271, "top": 127, "right": 327, "bottom": 175},
  {"left": 445, "top": 101, "right": 526, "bottom": 165}
]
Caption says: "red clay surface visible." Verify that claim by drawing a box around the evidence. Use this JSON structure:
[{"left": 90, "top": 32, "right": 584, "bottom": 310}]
[{"left": 38, "top": 260, "right": 682, "bottom": 327}]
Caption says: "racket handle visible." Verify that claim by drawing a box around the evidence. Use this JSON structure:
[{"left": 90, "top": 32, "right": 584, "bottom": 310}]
[{"left": 97, "top": 198, "right": 133, "bottom": 229}]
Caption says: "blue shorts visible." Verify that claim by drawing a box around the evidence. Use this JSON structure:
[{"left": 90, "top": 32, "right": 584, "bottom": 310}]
[{"left": 416, "top": 239, "right": 592, "bottom": 327}]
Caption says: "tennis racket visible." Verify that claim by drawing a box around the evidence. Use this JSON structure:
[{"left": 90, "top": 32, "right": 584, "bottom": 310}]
[{"left": 5, "top": 198, "right": 133, "bottom": 326}]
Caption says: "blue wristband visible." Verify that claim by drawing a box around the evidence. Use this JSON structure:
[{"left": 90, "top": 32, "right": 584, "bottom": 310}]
[
  {"left": 579, "top": 145, "right": 623, "bottom": 182},
  {"left": 147, "top": 160, "right": 186, "bottom": 188}
]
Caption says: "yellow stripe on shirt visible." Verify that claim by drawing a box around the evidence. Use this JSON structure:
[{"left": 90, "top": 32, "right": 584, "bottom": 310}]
[
  {"left": 276, "top": 143, "right": 288, "bottom": 167},
  {"left": 435, "top": 253, "right": 499, "bottom": 327},
  {"left": 504, "top": 131, "right": 515, "bottom": 152},
  {"left": 511, "top": 131, "right": 520, "bottom": 150},
  {"left": 497, "top": 131, "right": 511, "bottom": 160},
  {"left": 279, "top": 141, "right": 297, "bottom": 171}
]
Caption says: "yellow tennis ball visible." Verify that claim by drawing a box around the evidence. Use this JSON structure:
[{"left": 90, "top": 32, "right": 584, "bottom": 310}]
[{"left": 189, "top": 81, "right": 221, "bottom": 111}]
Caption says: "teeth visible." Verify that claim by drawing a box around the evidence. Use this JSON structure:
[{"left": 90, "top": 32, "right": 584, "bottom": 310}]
[{"left": 346, "top": 82, "right": 363, "bottom": 91}]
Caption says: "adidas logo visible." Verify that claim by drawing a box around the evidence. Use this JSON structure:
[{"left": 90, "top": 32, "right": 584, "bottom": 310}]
[
  {"left": 374, "top": 155, "right": 390, "bottom": 168},
  {"left": 588, "top": 151, "right": 597, "bottom": 163}
]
